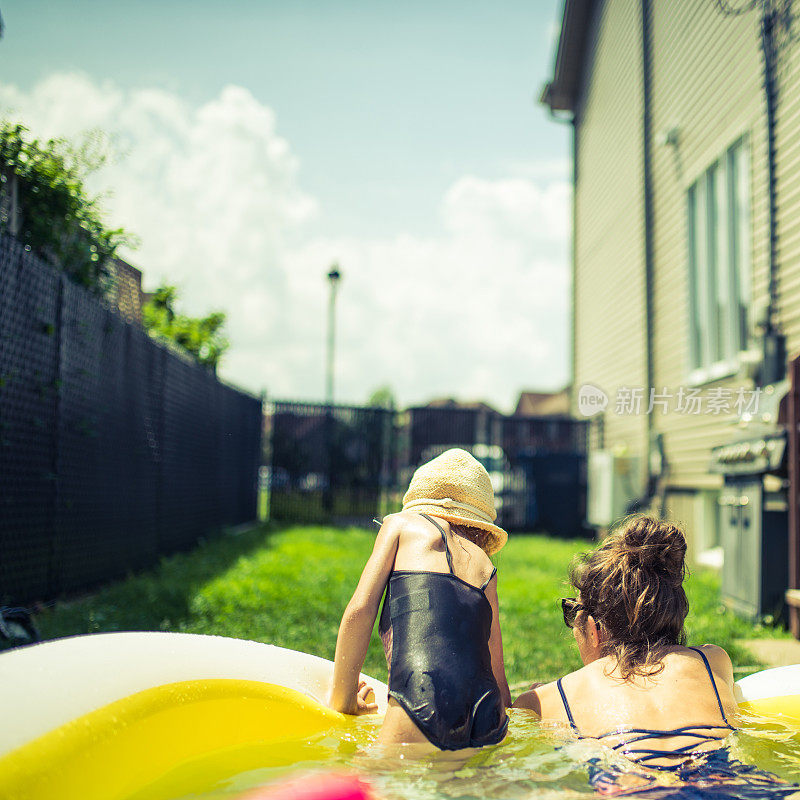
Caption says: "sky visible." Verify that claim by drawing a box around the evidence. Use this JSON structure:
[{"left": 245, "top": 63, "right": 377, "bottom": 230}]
[{"left": 0, "top": 0, "right": 571, "bottom": 412}]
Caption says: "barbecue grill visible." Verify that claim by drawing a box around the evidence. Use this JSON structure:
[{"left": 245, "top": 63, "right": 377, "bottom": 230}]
[{"left": 708, "top": 380, "right": 789, "bottom": 621}]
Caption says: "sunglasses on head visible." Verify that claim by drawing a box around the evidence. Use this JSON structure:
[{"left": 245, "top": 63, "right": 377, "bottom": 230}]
[{"left": 561, "top": 597, "right": 586, "bottom": 628}]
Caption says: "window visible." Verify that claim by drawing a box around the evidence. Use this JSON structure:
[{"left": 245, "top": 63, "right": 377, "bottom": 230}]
[{"left": 686, "top": 139, "right": 751, "bottom": 380}]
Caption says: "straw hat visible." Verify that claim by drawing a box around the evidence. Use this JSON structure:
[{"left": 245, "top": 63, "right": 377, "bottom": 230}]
[{"left": 401, "top": 448, "right": 508, "bottom": 555}]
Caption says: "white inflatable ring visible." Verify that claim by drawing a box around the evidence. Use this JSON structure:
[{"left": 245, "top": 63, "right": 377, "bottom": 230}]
[{"left": 735, "top": 663, "right": 800, "bottom": 724}]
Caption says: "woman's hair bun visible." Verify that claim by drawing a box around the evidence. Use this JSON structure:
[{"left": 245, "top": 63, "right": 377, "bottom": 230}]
[
  {"left": 616, "top": 515, "right": 686, "bottom": 577},
  {"left": 570, "top": 514, "right": 689, "bottom": 679}
]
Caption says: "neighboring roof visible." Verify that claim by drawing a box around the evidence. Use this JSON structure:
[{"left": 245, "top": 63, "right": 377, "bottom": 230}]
[
  {"left": 514, "top": 390, "right": 570, "bottom": 417},
  {"left": 108, "top": 257, "right": 145, "bottom": 324},
  {"left": 540, "top": 0, "right": 596, "bottom": 113},
  {"left": 423, "top": 398, "right": 499, "bottom": 414}
]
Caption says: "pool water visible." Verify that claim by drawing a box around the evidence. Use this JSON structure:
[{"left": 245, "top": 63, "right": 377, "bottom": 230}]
[{"left": 180, "top": 710, "right": 800, "bottom": 800}]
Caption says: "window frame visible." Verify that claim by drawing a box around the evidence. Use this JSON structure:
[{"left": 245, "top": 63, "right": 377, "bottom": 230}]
[{"left": 685, "top": 137, "right": 752, "bottom": 386}]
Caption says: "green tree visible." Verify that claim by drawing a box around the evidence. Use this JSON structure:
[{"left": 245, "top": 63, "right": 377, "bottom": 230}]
[
  {"left": 367, "top": 385, "right": 395, "bottom": 409},
  {"left": 142, "top": 285, "right": 229, "bottom": 370},
  {"left": 0, "top": 121, "right": 132, "bottom": 292}
]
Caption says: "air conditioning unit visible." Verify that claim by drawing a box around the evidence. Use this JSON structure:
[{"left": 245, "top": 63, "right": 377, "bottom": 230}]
[{"left": 587, "top": 450, "right": 641, "bottom": 527}]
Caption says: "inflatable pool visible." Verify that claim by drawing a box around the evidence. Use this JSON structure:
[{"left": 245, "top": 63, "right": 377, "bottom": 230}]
[
  {"left": 735, "top": 663, "right": 800, "bottom": 724},
  {"left": 0, "top": 632, "right": 796, "bottom": 800},
  {"left": 0, "top": 632, "right": 387, "bottom": 800}
]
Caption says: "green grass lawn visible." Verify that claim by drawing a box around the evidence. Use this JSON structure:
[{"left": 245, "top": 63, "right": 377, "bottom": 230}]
[{"left": 30, "top": 523, "right": 791, "bottom": 686}]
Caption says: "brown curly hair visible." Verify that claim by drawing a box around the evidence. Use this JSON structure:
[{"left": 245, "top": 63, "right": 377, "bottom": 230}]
[{"left": 570, "top": 515, "right": 689, "bottom": 679}]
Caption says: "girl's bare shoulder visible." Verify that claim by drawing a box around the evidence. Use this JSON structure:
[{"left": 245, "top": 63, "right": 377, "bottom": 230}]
[{"left": 381, "top": 512, "right": 441, "bottom": 541}]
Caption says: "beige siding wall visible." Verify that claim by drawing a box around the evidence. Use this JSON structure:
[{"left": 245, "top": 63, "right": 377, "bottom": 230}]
[
  {"left": 648, "top": 1, "right": 766, "bottom": 490},
  {"left": 573, "top": 0, "right": 648, "bottom": 488},
  {"left": 569, "top": 0, "right": 800, "bottom": 553},
  {"left": 774, "top": 23, "right": 800, "bottom": 355}
]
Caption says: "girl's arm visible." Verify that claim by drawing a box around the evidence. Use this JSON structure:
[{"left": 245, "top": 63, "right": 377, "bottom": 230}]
[
  {"left": 485, "top": 573, "right": 512, "bottom": 708},
  {"left": 329, "top": 518, "right": 400, "bottom": 714}
]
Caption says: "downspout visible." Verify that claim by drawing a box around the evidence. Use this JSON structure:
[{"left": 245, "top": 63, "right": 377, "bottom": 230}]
[
  {"left": 788, "top": 356, "right": 800, "bottom": 637},
  {"left": 627, "top": 0, "right": 663, "bottom": 514},
  {"left": 756, "top": 0, "right": 794, "bottom": 633},
  {"left": 642, "top": 0, "right": 655, "bottom": 421},
  {"left": 760, "top": 3, "right": 800, "bottom": 637},
  {"left": 759, "top": 3, "right": 786, "bottom": 385},
  {"left": 571, "top": 118, "right": 579, "bottom": 438}
]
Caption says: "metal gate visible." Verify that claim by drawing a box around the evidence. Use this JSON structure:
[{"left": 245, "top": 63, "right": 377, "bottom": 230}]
[{"left": 267, "top": 401, "right": 588, "bottom": 534}]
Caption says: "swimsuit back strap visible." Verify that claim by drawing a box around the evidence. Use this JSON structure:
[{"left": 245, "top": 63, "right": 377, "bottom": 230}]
[
  {"left": 605, "top": 725, "right": 732, "bottom": 746},
  {"left": 420, "top": 513, "right": 454, "bottom": 574},
  {"left": 480, "top": 566, "right": 497, "bottom": 591},
  {"left": 689, "top": 646, "right": 732, "bottom": 726},
  {"left": 556, "top": 678, "right": 580, "bottom": 733}
]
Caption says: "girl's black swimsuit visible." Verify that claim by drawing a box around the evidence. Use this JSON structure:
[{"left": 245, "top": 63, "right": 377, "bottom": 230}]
[{"left": 377, "top": 513, "right": 508, "bottom": 750}]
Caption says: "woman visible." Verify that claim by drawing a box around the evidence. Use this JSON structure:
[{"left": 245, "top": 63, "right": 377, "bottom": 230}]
[{"left": 514, "top": 515, "right": 796, "bottom": 796}]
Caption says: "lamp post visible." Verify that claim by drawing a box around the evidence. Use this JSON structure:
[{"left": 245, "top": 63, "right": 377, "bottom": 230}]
[
  {"left": 326, "top": 265, "right": 341, "bottom": 406},
  {"left": 323, "top": 265, "right": 341, "bottom": 515}
]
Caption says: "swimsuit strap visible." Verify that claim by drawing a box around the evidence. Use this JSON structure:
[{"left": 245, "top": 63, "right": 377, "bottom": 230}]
[
  {"left": 688, "top": 646, "right": 733, "bottom": 727},
  {"left": 604, "top": 724, "right": 733, "bottom": 745},
  {"left": 480, "top": 566, "right": 497, "bottom": 591},
  {"left": 622, "top": 741, "right": 711, "bottom": 758},
  {"left": 420, "top": 513, "right": 454, "bottom": 575},
  {"left": 556, "top": 678, "right": 581, "bottom": 733}
]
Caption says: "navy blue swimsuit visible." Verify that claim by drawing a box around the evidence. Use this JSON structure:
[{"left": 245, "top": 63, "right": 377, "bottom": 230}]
[
  {"left": 558, "top": 647, "right": 799, "bottom": 798},
  {"left": 377, "top": 514, "right": 508, "bottom": 750},
  {"left": 557, "top": 647, "right": 735, "bottom": 768}
]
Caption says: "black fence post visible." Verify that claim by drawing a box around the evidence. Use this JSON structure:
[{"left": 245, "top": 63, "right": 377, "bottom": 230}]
[{"left": 322, "top": 406, "right": 334, "bottom": 516}]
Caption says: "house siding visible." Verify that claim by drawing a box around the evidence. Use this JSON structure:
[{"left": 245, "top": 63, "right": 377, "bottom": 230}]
[
  {"left": 572, "top": 0, "right": 648, "bottom": 488},
  {"left": 567, "top": 0, "right": 800, "bottom": 555},
  {"left": 647, "top": 1, "right": 767, "bottom": 491},
  {"left": 774, "top": 28, "right": 800, "bottom": 356}
]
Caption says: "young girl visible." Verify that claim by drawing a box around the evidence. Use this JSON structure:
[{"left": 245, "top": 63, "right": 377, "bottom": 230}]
[{"left": 328, "top": 448, "right": 511, "bottom": 751}]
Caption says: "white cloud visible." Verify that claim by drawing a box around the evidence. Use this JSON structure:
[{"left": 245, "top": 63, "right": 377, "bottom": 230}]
[
  {"left": 502, "top": 157, "right": 571, "bottom": 183},
  {"left": 0, "top": 73, "right": 570, "bottom": 412}
]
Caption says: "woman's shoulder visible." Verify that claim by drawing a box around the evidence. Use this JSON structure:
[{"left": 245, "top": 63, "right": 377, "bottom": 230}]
[
  {"left": 512, "top": 684, "right": 544, "bottom": 714},
  {"left": 692, "top": 643, "right": 731, "bottom": 660},
  {"left": 513, "top": 677, "right": 575, "bottom": 721},
  {"left": 676, "top": 643, "right": 732, "bottom": 668},
  {"left": 688, "top": 644, "right": 734, "bottom": 684}
]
